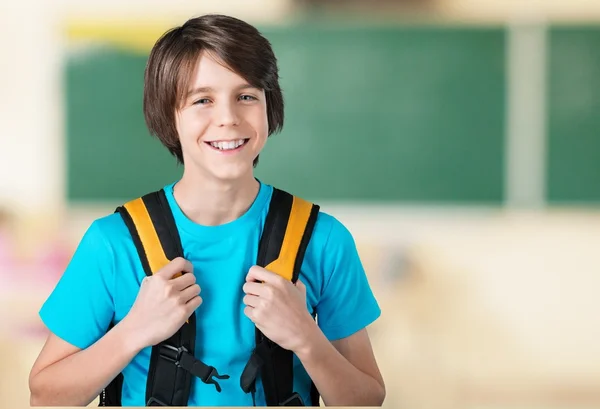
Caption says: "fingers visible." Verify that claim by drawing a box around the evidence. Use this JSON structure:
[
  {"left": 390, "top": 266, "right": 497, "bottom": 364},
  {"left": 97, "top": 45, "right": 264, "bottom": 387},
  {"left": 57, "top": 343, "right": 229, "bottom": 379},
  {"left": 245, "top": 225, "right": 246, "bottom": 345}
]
[
  {"left": 246, "top": 265, "right": 284, "bottom": 285},
  {"left": 242, "top": 281, "right": 270, "bottom": 298},
  {"left": 243, "top": 305, "right": 255, "bottom": 321},
  {"left": 171, "top": 270, "right": 197, "bottom": 291},
  {"left": 185, "top": 294, "right": 202, "bottom": 312},
  {"left": 243, "top": 294, "right": 259, "bottom": 308},
  {"left": 155, "top": 257, "right": 193, "bottom": 279},
  {"left": 180, "top": 284, "right": 201, "bottom": 303}
]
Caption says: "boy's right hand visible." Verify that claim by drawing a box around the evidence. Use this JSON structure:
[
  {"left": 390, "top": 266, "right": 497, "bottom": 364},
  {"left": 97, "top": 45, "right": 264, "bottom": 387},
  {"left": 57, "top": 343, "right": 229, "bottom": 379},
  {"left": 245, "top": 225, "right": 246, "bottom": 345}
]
[{"left": 122, "top": 257, "right": 202, "bottom": 349}]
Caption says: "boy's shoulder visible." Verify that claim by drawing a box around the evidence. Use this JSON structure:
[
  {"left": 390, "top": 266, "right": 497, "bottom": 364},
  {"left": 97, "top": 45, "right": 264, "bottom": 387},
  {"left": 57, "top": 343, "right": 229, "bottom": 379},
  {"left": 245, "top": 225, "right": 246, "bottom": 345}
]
[
  {"left": 265, "top": 183, "right": 358, "bottom": 252},
  {"left": 269, "top": 185, "right": 352, "bottom": 241},
  {"left": 312, "top": 210, "right": 353, "bottom": 247},
  {"left": 91, "top": 211, "right": 130, "bottom": 235},
  {"left": 82, "top": 211, "right": 134, "bottom": 256},
  {"left": 85, "top": 183, "right": 177, "bottom": 241}
]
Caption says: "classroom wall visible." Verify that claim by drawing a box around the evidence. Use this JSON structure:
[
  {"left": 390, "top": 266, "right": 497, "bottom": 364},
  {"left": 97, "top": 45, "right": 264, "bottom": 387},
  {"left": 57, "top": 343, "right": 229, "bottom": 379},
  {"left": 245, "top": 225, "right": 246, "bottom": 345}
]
[
  {"left": 1, "top": 0, "right": 600, "bottom": 218},
  {"left": 65, "top": 23, "right": 507, "bottom": 204},
  {"left": 1, "top": 3, "right": 600, "bottom": 408}
]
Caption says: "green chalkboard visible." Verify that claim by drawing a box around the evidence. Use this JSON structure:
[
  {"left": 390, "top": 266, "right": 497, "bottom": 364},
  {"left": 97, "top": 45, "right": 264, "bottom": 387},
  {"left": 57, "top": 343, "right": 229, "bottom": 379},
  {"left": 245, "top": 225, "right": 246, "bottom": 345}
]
[
  {"left": 66, "top": 23, "right": 506, "bottom": 203},
  {"left": 66, "top": 47, "right": 182, "bottom": 201},
  {"left": 547, "top": 26, "right": 600, "bottom": 204}
]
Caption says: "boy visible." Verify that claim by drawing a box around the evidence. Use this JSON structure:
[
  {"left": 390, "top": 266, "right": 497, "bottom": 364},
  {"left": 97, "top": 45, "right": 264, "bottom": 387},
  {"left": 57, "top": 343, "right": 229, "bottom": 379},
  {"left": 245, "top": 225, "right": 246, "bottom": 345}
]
[{"left": 29, "top": 14, "right": 384, "bottom": 406}]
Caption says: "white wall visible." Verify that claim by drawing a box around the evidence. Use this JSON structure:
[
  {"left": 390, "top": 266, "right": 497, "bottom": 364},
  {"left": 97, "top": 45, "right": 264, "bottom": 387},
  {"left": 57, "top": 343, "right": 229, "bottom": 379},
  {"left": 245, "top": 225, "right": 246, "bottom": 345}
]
[
  {"left": 435, "top": 0, "right": 600, "bottom": 22},
  {"left": 0, "top": 1, "right": 62, "bottom": 217}
]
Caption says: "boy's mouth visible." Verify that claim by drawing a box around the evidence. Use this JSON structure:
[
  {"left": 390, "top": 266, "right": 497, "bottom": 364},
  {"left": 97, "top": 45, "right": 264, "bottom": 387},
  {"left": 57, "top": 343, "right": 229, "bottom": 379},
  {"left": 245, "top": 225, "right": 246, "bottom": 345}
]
[{"left": 205, "top": 138, "right": 249, "bottom": 151}]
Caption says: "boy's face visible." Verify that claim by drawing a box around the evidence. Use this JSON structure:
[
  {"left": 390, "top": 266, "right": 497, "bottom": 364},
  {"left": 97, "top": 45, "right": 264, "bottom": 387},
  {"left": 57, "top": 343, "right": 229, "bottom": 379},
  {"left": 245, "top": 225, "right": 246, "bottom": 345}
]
[{"left": 176, "top": 52, "right": 269, "bottom": 181}]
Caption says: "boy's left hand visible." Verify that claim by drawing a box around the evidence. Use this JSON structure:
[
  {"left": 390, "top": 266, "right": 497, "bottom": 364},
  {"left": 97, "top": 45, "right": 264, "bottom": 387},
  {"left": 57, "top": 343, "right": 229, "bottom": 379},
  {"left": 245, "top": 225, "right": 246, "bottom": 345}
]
[{"left": 242, "top": 266, "right": 317, "bottom": 353}]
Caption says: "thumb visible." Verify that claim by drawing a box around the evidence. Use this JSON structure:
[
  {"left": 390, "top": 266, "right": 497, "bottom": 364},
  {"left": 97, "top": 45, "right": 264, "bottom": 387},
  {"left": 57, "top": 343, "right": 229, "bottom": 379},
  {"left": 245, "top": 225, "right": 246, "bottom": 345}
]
[{"left": 155, "top": 257, "right": 193, "bottom": 279}]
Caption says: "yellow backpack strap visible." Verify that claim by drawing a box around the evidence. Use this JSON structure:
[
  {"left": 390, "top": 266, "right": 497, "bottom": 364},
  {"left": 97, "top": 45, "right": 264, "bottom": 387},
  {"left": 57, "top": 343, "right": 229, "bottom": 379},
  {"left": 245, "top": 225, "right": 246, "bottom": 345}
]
[
  {"left": 257, "top": 188, "right": 320, "bottom": 283},
  {"left": 115, "top": 190, "right": 183, "bottom": 276}
]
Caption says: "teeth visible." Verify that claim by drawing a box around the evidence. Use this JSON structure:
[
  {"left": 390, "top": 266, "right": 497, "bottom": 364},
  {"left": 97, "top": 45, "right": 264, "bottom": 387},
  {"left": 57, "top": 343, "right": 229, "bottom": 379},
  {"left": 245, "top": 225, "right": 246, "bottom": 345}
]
[{"left": 209, "top": 139, "right": 246, "bottom": 150}]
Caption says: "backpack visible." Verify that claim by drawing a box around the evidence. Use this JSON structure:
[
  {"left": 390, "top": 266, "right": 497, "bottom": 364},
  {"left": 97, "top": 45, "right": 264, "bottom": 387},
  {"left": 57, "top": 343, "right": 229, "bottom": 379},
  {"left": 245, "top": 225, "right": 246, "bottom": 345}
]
[{"left": 99, "top": 187, "right": 321, "bottom": 406}]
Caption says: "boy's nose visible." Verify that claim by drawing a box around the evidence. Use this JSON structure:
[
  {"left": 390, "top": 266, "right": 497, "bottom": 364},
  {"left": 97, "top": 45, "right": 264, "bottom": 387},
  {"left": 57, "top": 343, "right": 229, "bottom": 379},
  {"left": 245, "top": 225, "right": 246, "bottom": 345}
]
[{"left": 215, "top": 103, "right": 240, "bottom": 127}]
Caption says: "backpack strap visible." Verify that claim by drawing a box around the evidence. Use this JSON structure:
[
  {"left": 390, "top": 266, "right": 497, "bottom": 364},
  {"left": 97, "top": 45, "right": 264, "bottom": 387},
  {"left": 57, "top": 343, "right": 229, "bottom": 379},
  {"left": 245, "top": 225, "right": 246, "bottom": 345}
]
[
  {"left": 99, "top": 190, "right": 228, "bottom": 407},
  {"left": 240, "top": 188, "right": 321, "bottom": 406},
  {"left": 118, "top": 190, "right": 183, "bottom": 275}
]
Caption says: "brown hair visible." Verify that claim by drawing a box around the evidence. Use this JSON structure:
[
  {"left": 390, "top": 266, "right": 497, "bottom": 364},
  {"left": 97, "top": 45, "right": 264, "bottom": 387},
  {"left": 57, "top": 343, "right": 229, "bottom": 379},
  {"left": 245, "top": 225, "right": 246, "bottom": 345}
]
[{"left": 143, "top": 14, "right": 284, "bottom": 165}]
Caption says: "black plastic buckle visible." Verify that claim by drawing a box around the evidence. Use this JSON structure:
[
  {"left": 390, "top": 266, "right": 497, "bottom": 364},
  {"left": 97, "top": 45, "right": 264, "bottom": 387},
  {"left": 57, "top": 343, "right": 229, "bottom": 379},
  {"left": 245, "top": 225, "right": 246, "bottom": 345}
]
[
  {"left": 159, "top": 344, "right": 186, "bottom": 365},
  {"left": 280, "top": 392, "right": 305, "bottom": 406},
  {"left": 202, "top": 366, "right": 230, "bottom": 392},
  {"left": 160, "top": 344, "right": 229, "bottom": 393}
]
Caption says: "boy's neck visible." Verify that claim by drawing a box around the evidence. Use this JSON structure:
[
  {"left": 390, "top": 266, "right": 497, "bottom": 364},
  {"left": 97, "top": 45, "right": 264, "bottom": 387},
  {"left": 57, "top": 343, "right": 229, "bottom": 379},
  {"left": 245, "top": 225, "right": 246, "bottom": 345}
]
[{"left": 172, "top": 172, "right": 260, "bottom": 226}]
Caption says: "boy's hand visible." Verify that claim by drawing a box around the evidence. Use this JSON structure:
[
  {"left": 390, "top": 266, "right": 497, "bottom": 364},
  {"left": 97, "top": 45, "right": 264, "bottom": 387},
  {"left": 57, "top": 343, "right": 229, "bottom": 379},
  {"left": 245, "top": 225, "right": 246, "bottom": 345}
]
[
  {"left": 242, "top": 266, "right": 318, "bottom": 354},
  {"left": 123, "top": 257, "right": 202, "bottom": 349}
]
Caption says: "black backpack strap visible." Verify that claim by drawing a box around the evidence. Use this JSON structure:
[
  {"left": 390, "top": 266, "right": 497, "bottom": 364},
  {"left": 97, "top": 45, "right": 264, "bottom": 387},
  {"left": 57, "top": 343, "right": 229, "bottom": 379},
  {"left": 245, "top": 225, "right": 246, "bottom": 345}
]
[
  {"left": 240, "top": 188, "right": 321, "bottom": 406},
  {"left": 100, "top": 190, "right": 228, "bottom": 407}
]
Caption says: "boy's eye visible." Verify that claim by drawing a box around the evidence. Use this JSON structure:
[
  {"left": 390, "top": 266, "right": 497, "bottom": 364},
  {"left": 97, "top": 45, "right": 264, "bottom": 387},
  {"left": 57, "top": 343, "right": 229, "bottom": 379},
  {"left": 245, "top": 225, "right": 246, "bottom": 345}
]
[
  {"left": 239, "top": 95, "right": 257, "bottom": 102},
  {"left": 193, "top": 98, "right": 211, "bottom": 105}
]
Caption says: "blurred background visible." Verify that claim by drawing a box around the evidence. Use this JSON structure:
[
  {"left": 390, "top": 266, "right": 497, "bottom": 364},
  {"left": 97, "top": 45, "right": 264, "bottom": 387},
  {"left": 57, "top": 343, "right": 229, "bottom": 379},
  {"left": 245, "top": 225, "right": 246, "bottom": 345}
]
[{"left": 1, "top": 0, "right": 600, "bottom": 408}]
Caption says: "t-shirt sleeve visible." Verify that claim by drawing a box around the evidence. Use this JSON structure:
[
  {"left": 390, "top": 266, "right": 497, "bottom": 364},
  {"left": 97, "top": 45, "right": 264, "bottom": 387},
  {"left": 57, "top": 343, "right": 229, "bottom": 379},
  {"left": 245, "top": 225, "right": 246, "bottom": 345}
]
[
  {"left": 316, "top": 216, "right": 381, "bottom": 341},
  {"left": 39, "top": 220, "right": 115, "bottom": 349}
]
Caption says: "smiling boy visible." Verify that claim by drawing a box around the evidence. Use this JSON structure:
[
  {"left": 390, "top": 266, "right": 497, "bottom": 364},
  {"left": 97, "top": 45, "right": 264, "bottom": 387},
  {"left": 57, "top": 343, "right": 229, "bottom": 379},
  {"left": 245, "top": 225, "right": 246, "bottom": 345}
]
[{"left": 29, "top": 14, "right": 384, "bottom": 407}]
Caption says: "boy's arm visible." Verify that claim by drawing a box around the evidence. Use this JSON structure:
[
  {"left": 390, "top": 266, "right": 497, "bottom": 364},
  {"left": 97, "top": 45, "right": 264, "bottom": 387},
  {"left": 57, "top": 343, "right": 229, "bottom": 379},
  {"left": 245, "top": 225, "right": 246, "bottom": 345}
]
[
  {"left": 243, "top": 213, "right": 384, "bottom": 406},
  {"left": 29, "top": 257, "right": 201, "bottom": 406},
  {"left": 29, "top": 320, "right": 143, "bottom": 406},
  {"left": 297, "top": 326, "right": 385, "bottom": 406},
  {"left": 244, "top": 268, "right": 385, "bottom": 406}
]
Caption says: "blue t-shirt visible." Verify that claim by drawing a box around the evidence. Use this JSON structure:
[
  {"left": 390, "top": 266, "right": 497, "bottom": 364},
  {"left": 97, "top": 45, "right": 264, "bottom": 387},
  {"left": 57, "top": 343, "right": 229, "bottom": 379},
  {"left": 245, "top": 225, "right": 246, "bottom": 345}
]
[{"left": 39, "top": 180, "right": 381, "bottom": 406}]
